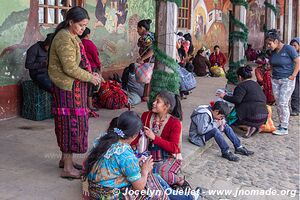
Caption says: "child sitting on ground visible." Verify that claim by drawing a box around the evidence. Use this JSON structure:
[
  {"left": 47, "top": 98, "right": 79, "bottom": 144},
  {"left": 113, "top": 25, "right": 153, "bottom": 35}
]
[{"left": 189, "top": 101, "right": 254, "bottom": 162}]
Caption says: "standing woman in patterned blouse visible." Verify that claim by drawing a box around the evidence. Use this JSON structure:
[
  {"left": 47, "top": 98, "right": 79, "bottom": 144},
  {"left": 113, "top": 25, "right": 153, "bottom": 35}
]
[
  {"left": 48, "top": 6, "right": 101, "bottom": 179},
  {"left": 136, "top": 19, "right": 155, "bottom": 102}
]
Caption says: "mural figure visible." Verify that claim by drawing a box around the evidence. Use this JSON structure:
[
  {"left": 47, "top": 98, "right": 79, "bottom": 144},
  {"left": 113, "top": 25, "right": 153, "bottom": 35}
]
[
  {"left": 114, "top": 0, "right": 128, "bottom": 33},
  {"left": 246, "top": 1, "right": 264, "bottom": 49},
  {"left": 195, "top": 15, "right": 204, "bottom": 39},
  {"left": 94, "top": 0, "right": 108, "bottom": 28},
  {"left": 110, "top": 0, "right": 118, "bottom": 10}
]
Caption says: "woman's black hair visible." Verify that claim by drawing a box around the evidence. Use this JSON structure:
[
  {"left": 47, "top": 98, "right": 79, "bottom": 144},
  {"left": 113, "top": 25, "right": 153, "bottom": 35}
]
[
  {"left": 79, "top": 27, "right": 91, "bottom": 39},
  {"left": 265, "top": 29, "right": 281, "bottom": 42},
  {"left": 48, "top": 7, "right": 90, "bottom": 67},
  {"left": 83, "top": 111, "right": 142, "bottom": 176},
  {"left": 42, "top": 33, "right": 54, "bottom": 47},
  {"left": 177, "top": 32, "right": 183, "bottom": 37},
  {"left": 197, "top": 49, "right": 204, "bottom": 55},
  {"left": 137, "top": 19, "right": 152, "bottom": 31},
  {"left": 237, "top": 65, "right": 253, "bottom": 80},
  {"left": 214, "top": 45, "right": 220, "bottom": 50},
  {"left": 212, "top": 101, "right": 230, "bottom": 116},
  {"left": 183, "top": 33, "right": 194, "bottom": 55},
  {"left": 54, "top": 6, "right": 90, "bottom": 37},
  {"left": 156, "top": 90, "right": 183, "bottom": 121}
]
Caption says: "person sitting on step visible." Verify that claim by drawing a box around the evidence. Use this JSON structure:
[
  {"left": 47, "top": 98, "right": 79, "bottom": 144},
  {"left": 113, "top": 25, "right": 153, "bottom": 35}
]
[{"left": 189, "top": 101, "right": 254, "bottom": 162}]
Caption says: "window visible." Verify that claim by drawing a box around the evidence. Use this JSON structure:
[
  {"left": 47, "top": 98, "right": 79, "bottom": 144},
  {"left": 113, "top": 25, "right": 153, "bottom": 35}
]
[
  {"left": 178, "top": 0, "right": 191, "bottom": 29},
  {"left": 38, "top": 0, "right": 84, "bottom": 26}
]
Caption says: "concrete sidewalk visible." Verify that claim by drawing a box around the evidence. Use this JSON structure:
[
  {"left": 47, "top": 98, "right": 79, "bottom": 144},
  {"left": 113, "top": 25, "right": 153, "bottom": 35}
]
[{"left": 0, "top": 76, "right": 226, "bottom": 200}]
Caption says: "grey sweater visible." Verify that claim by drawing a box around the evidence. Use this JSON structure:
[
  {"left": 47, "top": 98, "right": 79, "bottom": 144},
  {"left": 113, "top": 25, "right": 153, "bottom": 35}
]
[{"left": 189, "top": 105, "right": 219, "bottom": 147}]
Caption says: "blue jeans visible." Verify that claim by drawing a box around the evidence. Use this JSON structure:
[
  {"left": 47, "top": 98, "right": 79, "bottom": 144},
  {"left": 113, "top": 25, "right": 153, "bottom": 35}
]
[
  {"left": 205, "top": 124, "right": 241, "bottom": 154},
  {"left": 154, "top": 174, "right": 194, "bottom": 200}
]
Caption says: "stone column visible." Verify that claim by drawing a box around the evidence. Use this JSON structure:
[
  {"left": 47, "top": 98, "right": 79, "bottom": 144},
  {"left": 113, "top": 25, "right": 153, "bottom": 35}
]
[
  {"left": 295, "top": 0, "right": 300, "bottom": 37},
  {"left": 155, "top": 0, "right": 178, "bottom": 71},
  {"left": 283, "top": 0, "right": 293, "bottom": 43},
  {"left": 265, "top": 0, "right": 277, "bottom": 29},
  {"left": 232, "top": 5, "right": 246, "bottom": 65},
  {"left": 226, "top": 4, "right": 246, "bottom": 90}
]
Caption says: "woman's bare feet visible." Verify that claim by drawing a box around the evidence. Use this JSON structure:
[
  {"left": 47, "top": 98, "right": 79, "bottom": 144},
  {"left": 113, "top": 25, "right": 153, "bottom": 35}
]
[{"left": 61, "top": 168, "right": 81, "bottom": 179}]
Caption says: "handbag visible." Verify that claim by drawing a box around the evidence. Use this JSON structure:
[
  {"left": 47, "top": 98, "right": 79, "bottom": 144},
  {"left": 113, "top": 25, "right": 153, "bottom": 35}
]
[
  {"left": 177, "top": 66, "right": 197, "bottom": 92},
  {"left": 135, "top": 46, "right": 155, "bottom": 84},
  {"left": 260, "top": 105, "right": 276, "bottom": 133},
  {"left": 153, "top": 157, "right": 182, "bottom": 186},
  {"left": 135, "top": 62, "right": 154, "bottom": 84}
]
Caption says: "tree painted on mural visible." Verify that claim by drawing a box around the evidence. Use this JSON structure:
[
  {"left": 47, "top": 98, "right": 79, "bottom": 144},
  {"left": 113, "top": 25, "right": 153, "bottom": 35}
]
[{"left": 0, "top": 0, "right": 43, "bottom": 58}]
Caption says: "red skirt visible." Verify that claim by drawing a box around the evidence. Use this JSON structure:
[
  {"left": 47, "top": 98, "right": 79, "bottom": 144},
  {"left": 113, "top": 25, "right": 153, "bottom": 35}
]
[{"left": 52, "top": 80, "right": 89, "bottom": 153}]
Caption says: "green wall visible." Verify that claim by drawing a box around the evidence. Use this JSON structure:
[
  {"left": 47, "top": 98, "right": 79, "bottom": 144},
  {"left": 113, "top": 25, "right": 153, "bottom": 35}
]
[{"left": 0, "top": 0, "right": 155, "bottom": 86}]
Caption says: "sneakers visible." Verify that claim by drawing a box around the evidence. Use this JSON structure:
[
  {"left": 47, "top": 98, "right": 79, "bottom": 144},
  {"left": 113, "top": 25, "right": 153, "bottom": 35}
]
[
  {"left": 290, "top": 111, "right": 299, "bottom": 116},
  {"left": 235, "top": 146, "right": 254, "bottom": 156},
  {"left": 222, "top": 151, "right": 239, "bottom": 162},
  {"left": 273, "top": 127, "right": 288, "bottom": 135}
]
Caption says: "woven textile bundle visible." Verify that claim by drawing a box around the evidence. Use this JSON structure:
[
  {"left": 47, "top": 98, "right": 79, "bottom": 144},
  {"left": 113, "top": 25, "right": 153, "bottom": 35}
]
[{"left": 21, "top": 80, "right": 52, "bottom": 121}]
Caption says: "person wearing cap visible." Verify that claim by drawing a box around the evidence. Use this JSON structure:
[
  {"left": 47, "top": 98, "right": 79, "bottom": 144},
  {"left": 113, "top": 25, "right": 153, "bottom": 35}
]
[
  {"left": 290, "top": 37, "right": 300, "bottom": 116},
  {"left": 25, "top": 33, "right": 54, "bottom": 92}
]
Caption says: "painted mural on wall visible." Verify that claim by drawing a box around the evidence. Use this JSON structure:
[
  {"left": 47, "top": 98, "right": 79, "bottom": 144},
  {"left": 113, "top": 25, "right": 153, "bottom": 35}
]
[
  {"left": 0, "top": 0, "right": 155, "bottom": 86},
  {"left": 192, "top": 0, "right": 229, "bottom": 54},
  {"left": 246, "top": 0, "right": 265, "bottom": 49},
  {"left": 86, "top": 0, "right": 155, "bottom": 69}
]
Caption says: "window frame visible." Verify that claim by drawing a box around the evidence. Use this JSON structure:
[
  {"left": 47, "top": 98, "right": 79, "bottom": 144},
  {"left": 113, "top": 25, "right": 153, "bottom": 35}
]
[
  {"left": 177, "top": 0, "right": 192, "bottom": 30},
  {"left": 38, "top": 0, "right": 84, "bottom": 27}
]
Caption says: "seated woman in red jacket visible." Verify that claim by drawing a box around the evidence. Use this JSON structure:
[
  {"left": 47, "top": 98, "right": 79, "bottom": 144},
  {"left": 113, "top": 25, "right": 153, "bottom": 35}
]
[
  {"left": 131, "top": 90, "right": 190, "bottom": 189},
  {"left": 209, "top": 45, "right": 227, "bottom": 72},
  {"left": 80, "top": 27, "right": 102, "bottom": 110}
]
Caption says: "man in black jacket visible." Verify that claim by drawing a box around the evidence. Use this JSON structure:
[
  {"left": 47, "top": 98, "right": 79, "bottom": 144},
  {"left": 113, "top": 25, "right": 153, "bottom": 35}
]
[{"left": 25, "top": 33, "right": 53, "bottom": 92}]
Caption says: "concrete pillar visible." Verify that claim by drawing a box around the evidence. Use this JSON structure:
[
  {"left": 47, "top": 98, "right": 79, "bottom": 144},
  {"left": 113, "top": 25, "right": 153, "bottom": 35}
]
[
  {"left": 232, "top": 5, "right": 246, "bottom": 64},
  {"left": 283, "top": 0, "right": 293, "bottom": 43},
  {"left": 155, "top": 1, "right": 178, "bottom": 70},
  {"left": 279, "top": 15, "right": 284, "bottom": 40},
  {"left": 295, "top": 0, "right": 300, "bottom": 37},
  {"left": 265, "top": 0, "right": 277, "bottom": 29}
]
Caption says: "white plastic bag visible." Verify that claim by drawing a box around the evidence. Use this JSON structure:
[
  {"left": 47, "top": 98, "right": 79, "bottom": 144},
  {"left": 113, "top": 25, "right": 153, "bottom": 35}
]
[{"left": 137, "top": 130, "right": 148, "bottom": 154}]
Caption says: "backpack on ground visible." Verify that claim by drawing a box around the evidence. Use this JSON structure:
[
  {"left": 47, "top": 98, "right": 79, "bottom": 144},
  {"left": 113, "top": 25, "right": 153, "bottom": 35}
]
[
  {"left": 177, "top": 66, "right": 197, "bottom": 92},
  {"left": 96, "top": 80, "right": 128, "bottom": 109}
]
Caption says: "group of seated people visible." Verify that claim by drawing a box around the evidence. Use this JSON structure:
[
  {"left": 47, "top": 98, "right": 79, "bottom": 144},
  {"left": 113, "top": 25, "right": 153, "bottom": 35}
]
[
  {"left": 178, "top": 42, "right": 227, "bottom": 78},
  {"left": 82, "top": 64, "right": 275, "bottom": 199},
  {"left": 83, "top": 91, "right": 201, "bottom": 200}
]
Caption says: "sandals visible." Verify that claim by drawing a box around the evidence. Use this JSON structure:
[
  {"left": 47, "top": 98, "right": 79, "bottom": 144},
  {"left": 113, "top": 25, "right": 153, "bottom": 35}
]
[
  {"left": 59, "top": 160, "right": 83, "bottom": 170},
  {"left": 60, "top": 171, "right": 81, "bottom": 180}
]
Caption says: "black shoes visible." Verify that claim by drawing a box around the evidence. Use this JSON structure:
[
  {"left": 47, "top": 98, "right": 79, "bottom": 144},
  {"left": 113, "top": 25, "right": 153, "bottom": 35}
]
[
  {"left": 222, "top": 151, "right": 239, "bottom": 162},
  {"left": 235, "top": 146, "right": 254, "bottom": 156},
  {"left": 222, "top": 147, "right": 254, "bottom": 162}
]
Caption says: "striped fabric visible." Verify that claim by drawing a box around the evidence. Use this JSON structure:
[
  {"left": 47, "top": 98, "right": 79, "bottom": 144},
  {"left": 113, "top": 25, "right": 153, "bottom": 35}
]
[
  {"left": 135, "top": 63, "right": 154, "bottom": 84},
  {"left": 153, "top": 158, "right": 182, "bottom": 186},
  {"left": 52, "top": 43, "right": 91, "bottom": 154},
  {"left": 52, "top": 80, "right": 89, "bottom": 153},
  {"left": 86, "top": 173, "right": 169, "bottom": 200}
]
